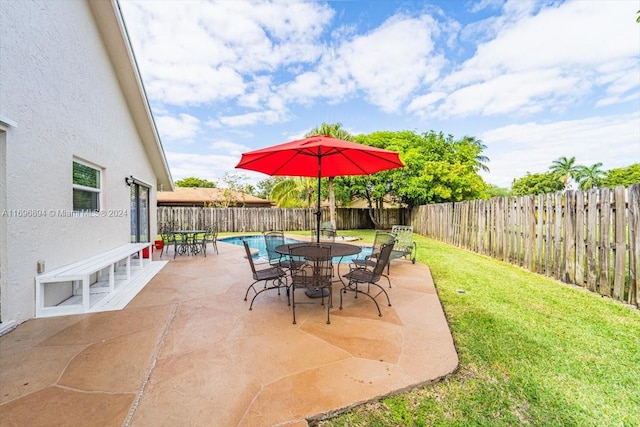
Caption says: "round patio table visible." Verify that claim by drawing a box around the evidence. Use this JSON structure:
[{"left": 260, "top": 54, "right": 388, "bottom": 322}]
[{"left": 275, "top": 242, "right": 361, "bottom": 298}]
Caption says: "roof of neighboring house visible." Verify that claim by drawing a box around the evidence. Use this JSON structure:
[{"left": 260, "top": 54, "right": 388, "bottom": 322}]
[
  {"left": 88, "top": 0, "right": 173, "bottom": 190},
  {"left": 157, "top": 187, "right": 273, "bottom": 207},
  {"left": 321, "top": 197, "right": 403, "bottom": 209},
  {"left": 345, "top": 197, "right": 403, "bottom": 209}
]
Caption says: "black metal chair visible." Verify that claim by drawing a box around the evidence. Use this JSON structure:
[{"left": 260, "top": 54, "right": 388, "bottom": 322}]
[
  {"left": 201, "top": 225, "right": 219, "bottom": 256},
  {"left": 352, "top": 231, "right": 395, "bottom": 286},
  {"left": 263, "top": 231, "right": 305, "bottom": 271},
  {"left": 340, "top": 241, "right": 394, "bottom": 317},
  {"left": 242, "top": 240, "right": 288, "bottom": 310},
  {"left": 288, "top": 244, "right": 333, "bottom": 324},
  {"left": 158, "top": 220, "right": 178, "bottom": 258}
]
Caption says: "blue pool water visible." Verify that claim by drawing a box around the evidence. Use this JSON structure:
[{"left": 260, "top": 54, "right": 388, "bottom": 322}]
[{"left": 218, "top": 235, "right": 370, "bottom": 264}]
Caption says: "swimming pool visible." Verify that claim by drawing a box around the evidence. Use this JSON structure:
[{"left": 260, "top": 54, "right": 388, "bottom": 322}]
[{"left": 218, "top": 235, "right": 370, "bottom": 264}]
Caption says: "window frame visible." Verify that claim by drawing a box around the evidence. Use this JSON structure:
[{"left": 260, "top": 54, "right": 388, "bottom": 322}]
[{"left": 72, "top": 159, "right": 102, "bottom": 213}]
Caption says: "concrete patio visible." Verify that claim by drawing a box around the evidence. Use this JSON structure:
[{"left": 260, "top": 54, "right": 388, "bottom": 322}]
[{"left": 0, "top": 240, "right": 458, "bottom": 426}]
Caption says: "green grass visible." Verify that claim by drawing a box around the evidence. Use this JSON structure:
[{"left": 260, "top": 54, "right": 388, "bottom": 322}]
[{"left": 302, "top": 230, "right": 640, "bottom": 427}]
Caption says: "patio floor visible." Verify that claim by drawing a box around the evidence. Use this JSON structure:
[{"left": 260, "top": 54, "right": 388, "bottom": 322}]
[{"left": 0, "top": 240, "right": 458, "bottom": 426}]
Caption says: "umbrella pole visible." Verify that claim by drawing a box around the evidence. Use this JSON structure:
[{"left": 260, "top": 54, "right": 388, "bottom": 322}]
[{"left": 316, "top": 156, "right": 321, "bottom": 243}]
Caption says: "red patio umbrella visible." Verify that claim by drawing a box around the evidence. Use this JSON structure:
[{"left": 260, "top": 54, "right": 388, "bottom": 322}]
[{"left": 235, "top": 135, "right": 404, "bottom": 242}]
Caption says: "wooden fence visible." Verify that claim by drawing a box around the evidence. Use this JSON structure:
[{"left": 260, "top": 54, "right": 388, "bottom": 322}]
[
  {"left": 157, "top": 206, "right": 411, "bottom": 233},
  {"left": 411, "top": 184, "right": 639, "bottom": 307}
]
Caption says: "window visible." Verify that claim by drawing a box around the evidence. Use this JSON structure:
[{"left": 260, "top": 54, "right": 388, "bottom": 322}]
[{"left": 72, "top": 160, "right": 101, "bottom": 211}]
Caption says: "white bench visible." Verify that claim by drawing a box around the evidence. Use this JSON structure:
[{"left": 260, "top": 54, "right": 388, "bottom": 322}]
[{"left": 35, "top": 242, "right": 152, "bottom": 317}]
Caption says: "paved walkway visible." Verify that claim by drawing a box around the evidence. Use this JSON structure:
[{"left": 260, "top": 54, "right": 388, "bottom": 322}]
[{"left": 0, "top": 240, "right": 458, "bottom": 426}]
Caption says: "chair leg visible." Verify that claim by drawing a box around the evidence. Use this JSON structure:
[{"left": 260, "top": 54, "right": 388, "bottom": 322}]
[
  {"left": 340, "top": 280, "right": 389, "bottom": 316},
  {"left": 292, "top": 287, "right": 297, "bottom": 324},
  {"left": 244, "top": 282, "right": 256, "bottom": 304},
  {"left": 326, "top": 287, "right": 331, "bottom": 324},
  {"left": 246, "top": 278, "right": 286, "bottom": 310}
]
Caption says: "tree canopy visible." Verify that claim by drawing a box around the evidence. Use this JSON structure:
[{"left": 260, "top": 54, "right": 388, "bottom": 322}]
[
  {"left": 350, "top": 130, "right": 488, "bottom": 207},
  {"left": 511, "top": 172, "right": 565, "bottom": 196},
  {"left": 174, "top": 177, "right": 216, "bottom": 188},
  {"left": 601, "top": 163, "right": 640, "bottom": 188}
]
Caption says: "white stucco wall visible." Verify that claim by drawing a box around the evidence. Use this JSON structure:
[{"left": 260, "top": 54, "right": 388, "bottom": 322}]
[{"left": 0, "top": 1, "right": 159, "bottom": 324}]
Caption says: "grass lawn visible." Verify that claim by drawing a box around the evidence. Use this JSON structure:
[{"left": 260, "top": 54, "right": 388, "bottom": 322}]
[{"left": 293, "top": 230, "right": 640, "bottom": 427}]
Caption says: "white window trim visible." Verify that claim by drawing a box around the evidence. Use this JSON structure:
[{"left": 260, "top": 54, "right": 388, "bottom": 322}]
[{"left": 72, "top": 159, "right": 102, "bottom": 212}]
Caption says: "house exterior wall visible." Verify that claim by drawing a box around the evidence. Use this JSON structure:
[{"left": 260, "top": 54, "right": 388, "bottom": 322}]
[{"left": 0, "top": 1, "right": 160, "bottom": 325}]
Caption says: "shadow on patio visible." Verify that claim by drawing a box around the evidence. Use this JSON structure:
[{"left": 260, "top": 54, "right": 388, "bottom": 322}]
[{"left": 0, "top": 240, "right": 458, "bottom": 426}]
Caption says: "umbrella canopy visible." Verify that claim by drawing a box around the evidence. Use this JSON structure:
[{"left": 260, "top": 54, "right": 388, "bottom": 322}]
[{"left": 235, "top": 135, "right": 404, "bottom": 242}]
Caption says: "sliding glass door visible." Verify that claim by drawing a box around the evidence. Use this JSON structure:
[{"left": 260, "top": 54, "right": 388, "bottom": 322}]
[{"left": 130, "top": 183, "right": 149, "bottom": 243}]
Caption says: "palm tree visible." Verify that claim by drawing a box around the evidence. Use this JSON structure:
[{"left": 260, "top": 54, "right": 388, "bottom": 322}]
[
  {"left": 269, "top": 177, "right": 315, "bottom": 208},
  {"left": 549, "top": 156, "right": 579, "bottom": 189},
  {"left": 575, "top": 163, "right": 605, "bottom": 190},
  {"left": 461, "top": 136, "right": 490, "bottom": 172},
  {"left": 305, "top": 122, "right": 355, "bottom": 228}
]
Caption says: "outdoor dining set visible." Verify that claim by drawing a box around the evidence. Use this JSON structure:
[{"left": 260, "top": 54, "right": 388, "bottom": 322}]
[
  {"left": 243, "top": 229, "right": 405, "bottom": 325},
  {"left": 158, "top": 221, "right": 219, "bottom": 258}
]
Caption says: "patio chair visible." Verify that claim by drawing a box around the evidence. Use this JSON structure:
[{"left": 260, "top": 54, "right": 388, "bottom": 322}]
[
  {"left": 263, "top": 231, "right": 305, "bottom": 271},
  {"left": 158, "top": 220, "right": 177, "bottom": 258},
  {"left": 288, "top": 244, "right": 333, "bottom": 324},
  {"left": 388, "top": 225, "right": 417, "bottom": 272},
  {"left": 201, "top": 225, "right": 219, "bottom": 256},
  {"left": 352, "top": 231, "right": 395, "bottom": 285},
  {"left": 311, "top": 222, "right": 337, "bottom": 242},
  {"left": 242, "top": 240, "right": 288, "bottom": 310},
  {"left": 320, "top": 221, "right": 337, "bottom": 239},
  {"left": 340, "top": 241, "right": 394, "bottom": 317}
]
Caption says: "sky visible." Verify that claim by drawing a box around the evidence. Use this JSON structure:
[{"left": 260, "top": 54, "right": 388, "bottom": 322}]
[{"left": 118, "top": 0, "right": 640, "bottom": 190}]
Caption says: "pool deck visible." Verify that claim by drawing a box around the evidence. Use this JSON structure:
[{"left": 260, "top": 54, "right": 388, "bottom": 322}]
[{"left": 0, "top": 239, "right": 459, "bottom": 426}]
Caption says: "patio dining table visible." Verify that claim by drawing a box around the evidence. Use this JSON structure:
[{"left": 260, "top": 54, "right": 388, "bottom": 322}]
[
  {"left": 275, "top": 242, "right": 361, "bottom": 297},
  {"left": 172, "top": 230, "right": 206, "bottom": 258}
]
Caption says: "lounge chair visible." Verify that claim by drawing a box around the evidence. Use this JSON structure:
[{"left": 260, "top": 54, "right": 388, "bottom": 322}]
[{"left": 388, "top": 225, "right": 417, "bottom": 272}]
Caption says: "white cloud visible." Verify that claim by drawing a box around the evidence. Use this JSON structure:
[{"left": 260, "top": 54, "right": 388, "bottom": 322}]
[
  {"left": 280, "top": 13, "right": 447, "bottom": 113},
  {"left": 166, "top": 150, "right": 263, "bottom": 185},
  {"left": 218, "top": 109, "right": 289, "bottom": 127},
  {"left": 480, "top": 113, "right": 640, "bottom": 187},
  {"left": 155, "top": 113, "right": 200, "bottom": 141},
  {"left": 209, "top": 139, "right": 253, "bottom": 157},
  {"left": 338, "top": 15, "right": 444, "bottom": 112},
  {"left": 425, "top": 0, "right": 640, "bottom": 119},
  {"left": 120, "top": 0, "right": 334, "bottom": 107}
]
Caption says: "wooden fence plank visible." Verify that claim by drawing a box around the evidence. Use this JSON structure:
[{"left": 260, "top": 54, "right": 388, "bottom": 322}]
[
  {"left": 629, "top": 184, "right": 639, "bottom": 306},
  {"left": 612, "top": 186, "right": 626, "bottom": 300},
  {"left": 535, "top": 194, "right": 544, "bottom": 274},
  {"left": 586, "top": 190, "right": 598, "bottom": 292},
  {"left": 554, "top": 192, "right": 563, "bottom": 279},
  {"left": 527, "top": 195, "right": 536, "bottom": 271},
  {"left": 599, "top": 188, "right": 612, "bottom": 296},
  {"left": 575, "top": 191, "right": 585, "bottom": 287},
  {"left": 545, "top": 193, "right": 553, "bottom": 276}
]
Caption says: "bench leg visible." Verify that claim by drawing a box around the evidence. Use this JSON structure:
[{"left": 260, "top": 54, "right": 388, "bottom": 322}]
[
  {"left": 35, "top": 278, "right": 43, "bottom": 317},
  {"left": 82, "top": 275, "right": 91, "bottom": 311},
  {"left": 109, "top": 263, "right": 115, "bottom": 292}
]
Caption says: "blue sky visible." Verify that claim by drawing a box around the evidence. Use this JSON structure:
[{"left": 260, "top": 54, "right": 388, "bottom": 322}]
[{"left": 119, "top": 0, "right": 640, "bottom": 190}]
